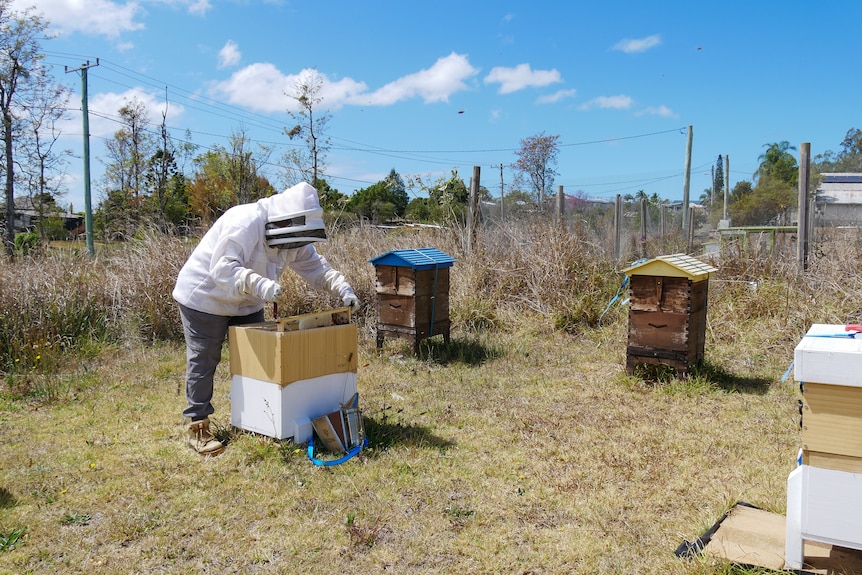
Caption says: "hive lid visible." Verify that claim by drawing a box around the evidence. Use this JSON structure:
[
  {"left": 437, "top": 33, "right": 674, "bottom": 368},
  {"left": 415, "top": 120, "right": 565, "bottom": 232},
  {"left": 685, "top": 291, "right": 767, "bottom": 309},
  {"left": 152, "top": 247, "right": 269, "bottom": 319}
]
[
  {"left": 622, "top": 253, "right": 717, "bottom": 281},
  {"left": 369, "top": 248, "right": 456, "bottom": 270}
]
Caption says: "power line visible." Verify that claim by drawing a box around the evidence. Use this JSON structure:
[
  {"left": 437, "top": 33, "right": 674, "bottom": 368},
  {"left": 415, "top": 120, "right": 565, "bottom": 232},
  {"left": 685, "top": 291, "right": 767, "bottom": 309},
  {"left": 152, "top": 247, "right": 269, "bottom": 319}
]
[{"left": 45, "top": 51, "right": 703, "bottom": 196}]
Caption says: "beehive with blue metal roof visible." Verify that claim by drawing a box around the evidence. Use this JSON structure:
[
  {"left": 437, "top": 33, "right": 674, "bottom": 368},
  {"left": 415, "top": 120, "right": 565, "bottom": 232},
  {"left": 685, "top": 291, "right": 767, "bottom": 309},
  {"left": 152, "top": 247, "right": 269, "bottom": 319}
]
[{"left": 369, "top": 248, "right": 455, "bottom": 353}]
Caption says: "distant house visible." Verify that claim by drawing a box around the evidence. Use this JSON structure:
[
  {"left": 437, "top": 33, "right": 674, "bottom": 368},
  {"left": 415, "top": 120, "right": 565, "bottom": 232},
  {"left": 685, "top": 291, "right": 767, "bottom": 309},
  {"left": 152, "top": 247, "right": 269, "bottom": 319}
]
[
  {"left": 815, "top": 173, "right": 862, "bottom": 227},
  {"left": 2, "top": 196, "right": 84, "bottom": 236}
]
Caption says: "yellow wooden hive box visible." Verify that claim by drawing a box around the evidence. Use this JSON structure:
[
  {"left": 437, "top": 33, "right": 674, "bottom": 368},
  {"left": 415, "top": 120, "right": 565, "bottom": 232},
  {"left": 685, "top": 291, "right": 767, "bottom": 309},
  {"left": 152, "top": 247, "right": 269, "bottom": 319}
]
[
  {"left": 795, "top": 323, "right": 862, "bottom": 473},
  {"left": 228, "top": 308, "right": 357, "bottom": 387}
]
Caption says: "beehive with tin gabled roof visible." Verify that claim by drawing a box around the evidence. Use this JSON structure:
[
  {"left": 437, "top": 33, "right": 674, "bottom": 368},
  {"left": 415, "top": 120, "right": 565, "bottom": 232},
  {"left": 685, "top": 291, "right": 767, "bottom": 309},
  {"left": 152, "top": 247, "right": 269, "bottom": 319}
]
[{"left": 622, "top": 254, "right": 717, "bottom": 376}]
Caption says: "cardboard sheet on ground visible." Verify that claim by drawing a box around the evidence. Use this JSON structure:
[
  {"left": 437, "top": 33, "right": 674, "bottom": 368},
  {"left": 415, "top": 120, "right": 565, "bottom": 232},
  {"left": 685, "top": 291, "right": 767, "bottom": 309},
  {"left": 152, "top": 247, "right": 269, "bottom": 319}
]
[{"left": 677, "top": 502, "right": 862, "bottom": 573}]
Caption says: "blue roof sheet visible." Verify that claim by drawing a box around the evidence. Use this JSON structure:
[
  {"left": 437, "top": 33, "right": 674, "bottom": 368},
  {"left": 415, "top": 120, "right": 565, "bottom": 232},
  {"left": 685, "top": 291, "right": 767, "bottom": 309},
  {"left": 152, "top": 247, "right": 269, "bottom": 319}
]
[
  {"left": 369, "top": 248, "right": 456, "bottom": 270},
  {"left": 822, "top": 174, "right": 862, "bottom": 184}
]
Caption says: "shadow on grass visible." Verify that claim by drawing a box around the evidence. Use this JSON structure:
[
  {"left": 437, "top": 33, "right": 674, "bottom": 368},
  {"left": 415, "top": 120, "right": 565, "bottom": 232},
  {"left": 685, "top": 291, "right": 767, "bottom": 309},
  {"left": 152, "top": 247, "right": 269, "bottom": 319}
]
[
  {"left": 362, "top": 409, "right": 455, "bottom": 453},
  {"left": 692, "top": 361, "right": 774, "bottom": 394},
  {"left": 633, "top": 361, "right": 774, "bottom": 395},
  {"left": 413, "top": 335, "right": 503, "bottom": 367},
  {"left": 0, "top": 487, "right": 16, "bottom": 509}
]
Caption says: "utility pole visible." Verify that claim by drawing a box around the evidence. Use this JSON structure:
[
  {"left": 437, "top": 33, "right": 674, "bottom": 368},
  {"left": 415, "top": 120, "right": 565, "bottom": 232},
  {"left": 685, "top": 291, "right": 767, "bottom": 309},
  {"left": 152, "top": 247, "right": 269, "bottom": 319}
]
[
  {"left": 467, "top": 166, "right": 481, "bottom": 253},
  {"left": 724, "top": 155, "right": 730, "bottom": 222},
  {"left": 65, "top": 59, "right": 99, "bottom": 256},
  {"left": 797, "top": 143, "right": 811, "bottom": 272},
  {"left": 682, "top": 125, "right": 693, "bottom": 232},
  {"left": 556, "top": 185, "right": 565, "bottom": 226},
  {"left": 499, "top": 164, "right": 504, "bottom": 222}
]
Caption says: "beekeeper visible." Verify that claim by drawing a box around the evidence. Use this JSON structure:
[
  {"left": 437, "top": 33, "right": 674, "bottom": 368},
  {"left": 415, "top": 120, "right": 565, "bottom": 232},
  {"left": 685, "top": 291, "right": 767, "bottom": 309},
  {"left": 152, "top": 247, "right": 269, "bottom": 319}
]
[{"left": 172, "top": 182, "right": 359, "bottom": 456}]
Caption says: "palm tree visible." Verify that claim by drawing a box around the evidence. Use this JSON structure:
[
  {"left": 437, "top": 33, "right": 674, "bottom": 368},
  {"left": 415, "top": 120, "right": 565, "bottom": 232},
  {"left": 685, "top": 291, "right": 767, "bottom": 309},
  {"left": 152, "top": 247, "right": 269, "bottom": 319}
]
[{"left": 754, "top": 141, "right": 798, "bottom": 185}]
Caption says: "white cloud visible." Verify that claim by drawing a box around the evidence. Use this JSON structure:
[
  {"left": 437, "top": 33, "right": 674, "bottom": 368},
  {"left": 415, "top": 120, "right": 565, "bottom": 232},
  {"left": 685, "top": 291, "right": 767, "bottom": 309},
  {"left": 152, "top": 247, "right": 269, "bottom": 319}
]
[
  {"left": 484, "top": 63, "right": 561, "bottom": 94},
  {"left": 612, "top": 34, "right": 662, "bottom": 54},
  {"left": 211, "top": 65, "right": 367, "bottom": 113},
  {"left": 186, "top": 0, "right": 211, "bottom": 15},
  {"left": 636, "top": 105, "right": 676, "bottom": 118},
  {"left": 212, "top": 53, "right": 478, "bottom": 113},
  {"left": 218, "top": 40, "right": 241, "bottom": 69},
  {"left": 15, "top": 0, "right": 211, "bottom": 38},
  {"left": 81, "top": 89, "right": 186, "bottom": 138},
  {"left": 578, "top": 95, "right": 634, "bottom": 111},
  {"left": 536, "top": 88, "right": 577, "bottom": 104},
  {"left": 14, "top": 0, "right": 145, "bottom": 39},
  {"left": 361, "top": 53, "right": 479, "bottom": 105}
]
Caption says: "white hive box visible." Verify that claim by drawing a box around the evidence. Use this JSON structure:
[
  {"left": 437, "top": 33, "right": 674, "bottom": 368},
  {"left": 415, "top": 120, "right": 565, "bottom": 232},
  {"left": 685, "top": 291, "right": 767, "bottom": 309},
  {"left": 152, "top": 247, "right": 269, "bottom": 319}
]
[
  {"left": 786, "top": 465, "right": 862, "bottom": 569},
  {"left": 230, "top": 372, "right": 357, "bottom": 442},
  {"left": 794, "top": 323, "right": 862, "bottom": 387},
  {"left": 228, "top": 308, "right": 358, "bottom": 442},
  {"left": 786, "top": 323, "right": 862, "bottom": 569}
]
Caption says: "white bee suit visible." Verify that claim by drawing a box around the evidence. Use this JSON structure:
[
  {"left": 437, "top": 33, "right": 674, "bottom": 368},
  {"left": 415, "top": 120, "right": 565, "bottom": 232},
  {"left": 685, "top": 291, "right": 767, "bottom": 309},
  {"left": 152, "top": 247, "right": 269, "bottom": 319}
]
[
  {"left": 173, "top": 182, "right": 356, "bottom": 426},
  {"left": 172, "top": 182, "right": 354, "bottom": 316}
]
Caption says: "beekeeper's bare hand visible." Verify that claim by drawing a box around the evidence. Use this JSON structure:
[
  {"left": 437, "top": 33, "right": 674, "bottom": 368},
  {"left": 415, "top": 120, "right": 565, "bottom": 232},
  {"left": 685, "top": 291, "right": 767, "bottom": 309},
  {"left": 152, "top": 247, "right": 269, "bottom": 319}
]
[
  {"left": 257, "top": 279, "right": 283, "bottom": 302},
  {"left": 342, "top": 292, "right": 359, "bottom": 309}
]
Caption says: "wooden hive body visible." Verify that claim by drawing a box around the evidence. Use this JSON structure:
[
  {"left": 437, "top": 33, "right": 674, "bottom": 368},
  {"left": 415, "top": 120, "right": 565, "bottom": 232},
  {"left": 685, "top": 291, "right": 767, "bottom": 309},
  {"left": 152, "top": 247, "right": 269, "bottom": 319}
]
[
  {"left": 622, "top": 254, "right": 715, "bottom": 377},
  {"left": 370, "top": 248, "right": 454, "bottom": 354}
]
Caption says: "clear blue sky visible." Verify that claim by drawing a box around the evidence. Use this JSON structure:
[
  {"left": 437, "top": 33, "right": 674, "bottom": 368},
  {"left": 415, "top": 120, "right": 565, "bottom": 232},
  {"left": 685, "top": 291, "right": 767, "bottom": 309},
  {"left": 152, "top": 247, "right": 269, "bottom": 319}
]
[{"left": 16, "top": 0, "right": 862, "bottom": 213}]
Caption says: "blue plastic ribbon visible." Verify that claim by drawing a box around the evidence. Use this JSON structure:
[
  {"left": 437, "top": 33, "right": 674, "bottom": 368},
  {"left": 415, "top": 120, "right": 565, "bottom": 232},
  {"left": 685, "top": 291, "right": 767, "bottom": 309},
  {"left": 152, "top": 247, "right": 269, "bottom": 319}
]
[
  {"left": 780, "top": 360, "right": 794, "bottom": 382},
  {"left": 598, "top": 274, "right": 630, "bottom": 327},
  {"left": 307, "top": 435, "right": 368, "bottom": 467},
  {"left": 804, "top": 332, "right": 860, "bottom": 338}
]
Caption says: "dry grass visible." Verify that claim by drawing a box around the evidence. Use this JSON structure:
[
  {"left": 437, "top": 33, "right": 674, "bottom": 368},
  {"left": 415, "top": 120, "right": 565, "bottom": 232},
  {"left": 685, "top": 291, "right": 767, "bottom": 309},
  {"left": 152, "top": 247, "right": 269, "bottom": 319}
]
[{"left": 1, "top": 222, "right": 861, "bottom": 574}]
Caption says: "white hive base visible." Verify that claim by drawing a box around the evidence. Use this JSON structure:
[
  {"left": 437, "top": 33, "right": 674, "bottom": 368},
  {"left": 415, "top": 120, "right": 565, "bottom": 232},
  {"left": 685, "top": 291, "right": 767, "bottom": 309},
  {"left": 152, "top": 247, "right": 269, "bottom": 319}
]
[{"left": 230, "top": 372, "right": 358, "bottom": 442}]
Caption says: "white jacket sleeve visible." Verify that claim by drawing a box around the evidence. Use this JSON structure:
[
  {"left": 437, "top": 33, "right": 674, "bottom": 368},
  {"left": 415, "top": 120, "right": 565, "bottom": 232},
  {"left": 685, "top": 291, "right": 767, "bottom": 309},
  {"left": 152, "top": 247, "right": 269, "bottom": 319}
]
[{"left": 284, "top": 246, "right": 354, "bottom": 299}]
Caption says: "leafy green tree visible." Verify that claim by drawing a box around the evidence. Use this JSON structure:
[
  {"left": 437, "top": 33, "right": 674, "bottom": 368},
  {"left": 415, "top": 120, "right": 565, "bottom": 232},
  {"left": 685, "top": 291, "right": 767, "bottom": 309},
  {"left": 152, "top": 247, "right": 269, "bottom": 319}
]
[
  {"left": 755, "top": 141, "right": 797, "bottom": 186},
  {"left": 100, "top": 98, "right": 156, "bottom": 238},
  {"left": 405, "top": 197, "right": 433, "bottom": 222},
  {"left": 313, "top": 178, "right": 348, "bottom": 212},
  {"left": 347, "top": 169, "right": 409, "bottom": 224},
  {"left": 428, "top": 170, "right": 471, "bottom": 223},
  {"left": 730, "top": 180, "right": 753, "bottom": 203},
  {"left": 502, "top": 188, "right": 536, "bottom": 219},
  {"left": 729, "top": 175, "right": 796, "bottom": 226},
  {"left": 813, "top": 128, "right": 862, "bottom": 173},
  {"left": 713, "top": 154, "right": 724, "bottom": 203},
  {"left": 188, "top": 141, "right": 275, "bottom": 226}
]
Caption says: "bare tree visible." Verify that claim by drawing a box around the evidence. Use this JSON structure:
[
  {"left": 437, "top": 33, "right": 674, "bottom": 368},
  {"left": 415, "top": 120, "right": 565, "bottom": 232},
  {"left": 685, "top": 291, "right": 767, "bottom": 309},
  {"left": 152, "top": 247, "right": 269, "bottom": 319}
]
[
  {"left": 283, "top": 71, "right": 331, "bottom": 190},
  {"left": 19, "top": 73, "right": 72, "bottom": 238},
  {"left": 101, "top": 98, "right": 155, "bottom": 238},
  {"left": 512, "top": 132, "right": 560, "bottom": 208},
  {"left": 0, "top": 0, "right": 49, "bottom": 255}
]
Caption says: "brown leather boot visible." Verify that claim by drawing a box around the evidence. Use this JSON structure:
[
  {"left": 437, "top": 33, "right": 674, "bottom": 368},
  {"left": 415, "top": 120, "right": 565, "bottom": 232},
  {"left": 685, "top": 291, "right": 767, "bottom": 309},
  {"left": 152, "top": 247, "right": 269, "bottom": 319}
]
[{"left": 187, "top": 418, "right": 225, "bottom": 456}]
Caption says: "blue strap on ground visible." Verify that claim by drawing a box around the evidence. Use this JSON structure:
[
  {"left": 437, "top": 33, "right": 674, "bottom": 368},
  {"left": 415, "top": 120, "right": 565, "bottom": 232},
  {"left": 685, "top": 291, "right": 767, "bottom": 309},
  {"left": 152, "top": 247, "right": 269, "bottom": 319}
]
[
  {"left": 780, "top": 360, "right": 794, "bottom": 382},
  {"left": 307, "top": 435, "right": 368, "bottom": 467}
]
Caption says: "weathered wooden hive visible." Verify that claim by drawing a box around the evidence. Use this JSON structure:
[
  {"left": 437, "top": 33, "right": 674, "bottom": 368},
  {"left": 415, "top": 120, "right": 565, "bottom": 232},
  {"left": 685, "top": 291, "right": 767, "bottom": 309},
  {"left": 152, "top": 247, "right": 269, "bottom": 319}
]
[
  {"left": 370, "top": 248, "right": 455, "bottom": 353},
  {"left": 622, "top": 254, "right": 717, "bottom": 376}
]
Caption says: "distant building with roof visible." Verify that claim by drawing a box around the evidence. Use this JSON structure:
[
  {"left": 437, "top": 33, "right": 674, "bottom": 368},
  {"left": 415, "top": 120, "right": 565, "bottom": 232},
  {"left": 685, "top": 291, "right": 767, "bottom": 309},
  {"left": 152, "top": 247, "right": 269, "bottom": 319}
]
[
  {"left": 1, "top": 196, "right": 83, "bottom": 236},
  {"left": 815, "top": 173, "right": 862, "bottom": 227}
]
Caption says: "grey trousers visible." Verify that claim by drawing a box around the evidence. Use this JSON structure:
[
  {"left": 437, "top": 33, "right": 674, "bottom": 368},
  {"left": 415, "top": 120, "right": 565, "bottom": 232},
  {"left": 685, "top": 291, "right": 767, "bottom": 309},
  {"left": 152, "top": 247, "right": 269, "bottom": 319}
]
[{"left": 178, "top": 304, "right": 265, "bottom": 421}]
